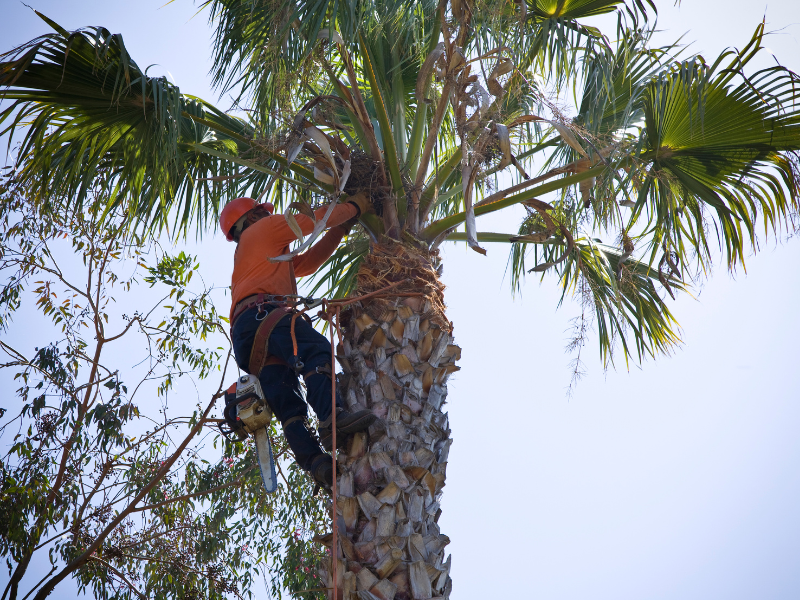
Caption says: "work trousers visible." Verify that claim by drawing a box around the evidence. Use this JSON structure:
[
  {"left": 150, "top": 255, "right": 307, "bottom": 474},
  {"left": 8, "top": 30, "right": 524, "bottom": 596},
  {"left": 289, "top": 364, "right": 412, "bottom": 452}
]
[{"left": 231, "top": 305, "right": 342, "bottom": 471}]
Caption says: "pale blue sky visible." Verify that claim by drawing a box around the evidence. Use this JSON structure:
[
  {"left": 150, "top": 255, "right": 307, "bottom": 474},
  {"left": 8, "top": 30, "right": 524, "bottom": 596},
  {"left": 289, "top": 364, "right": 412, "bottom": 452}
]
[{"left": 2, "top": 1, "right": 799, "bottom": 598}]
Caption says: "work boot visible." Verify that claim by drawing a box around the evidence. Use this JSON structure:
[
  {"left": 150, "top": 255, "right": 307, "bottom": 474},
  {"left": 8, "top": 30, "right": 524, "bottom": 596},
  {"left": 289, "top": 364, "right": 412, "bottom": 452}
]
[
  {"left": 318, "top": 407, "right": 376, "bottom": 451},
  {"left": 309, "top": 453, "right": 333, "bottom": 488}
]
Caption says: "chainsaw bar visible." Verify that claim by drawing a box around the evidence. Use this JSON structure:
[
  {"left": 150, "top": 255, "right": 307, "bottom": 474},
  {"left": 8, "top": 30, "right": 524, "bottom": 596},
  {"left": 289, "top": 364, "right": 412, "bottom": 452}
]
[{"left": 253, "top": 427, "right": 278, "bottom": 494}]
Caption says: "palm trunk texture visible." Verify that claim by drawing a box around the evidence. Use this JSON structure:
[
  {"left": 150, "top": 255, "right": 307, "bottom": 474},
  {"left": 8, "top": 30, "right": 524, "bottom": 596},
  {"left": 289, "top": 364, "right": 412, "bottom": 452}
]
[{"left": 321, "top": 242, "right": 459, "bottom": 600}]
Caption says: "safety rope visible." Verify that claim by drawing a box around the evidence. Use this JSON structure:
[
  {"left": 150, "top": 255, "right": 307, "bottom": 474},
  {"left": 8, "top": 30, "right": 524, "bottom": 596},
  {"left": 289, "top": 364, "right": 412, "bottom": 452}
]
[
  {"left": 327, "top": 303, "right": 340, "bottom": 600},
  {"left": 289, "top": 311, "right": 303, "bottom": 373}
]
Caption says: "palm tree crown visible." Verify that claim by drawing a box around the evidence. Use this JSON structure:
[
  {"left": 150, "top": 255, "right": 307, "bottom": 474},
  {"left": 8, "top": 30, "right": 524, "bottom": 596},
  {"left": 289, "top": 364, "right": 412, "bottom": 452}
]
[{"left": 1, "top": 0, "right": 798, "bottom": 370}]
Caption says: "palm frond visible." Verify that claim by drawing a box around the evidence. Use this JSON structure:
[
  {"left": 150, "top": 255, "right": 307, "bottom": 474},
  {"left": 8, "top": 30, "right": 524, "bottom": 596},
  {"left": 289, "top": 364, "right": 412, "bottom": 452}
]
[
  {"left": 514, "top": 0, "right": 654, "bottom": 89},
  {"left": 505, "top": 223, "right": 682, "bottom": 363},
  {"left": 0, "top": 17, "right": 263, "bottom": 235},
  {"left": 575, "top": 26, "right": 675, "bottom": 137},
  {"left": 451, "top": 221, "right": 682, "bottom": 364},
  {"left": 565, "top": 238, "right": 683, "bottom": 365},
  {"left": 3, "top": 3, "right": 799, "bottom": 374},
  {"left": 631, "top": 23, "right": 800, "bottom": 270},
  {"left": 305, "top": 233, "right": 370, "bottom": 300},
  {"left": 203, "top": 0, "right": 437, "bottom": 123}
]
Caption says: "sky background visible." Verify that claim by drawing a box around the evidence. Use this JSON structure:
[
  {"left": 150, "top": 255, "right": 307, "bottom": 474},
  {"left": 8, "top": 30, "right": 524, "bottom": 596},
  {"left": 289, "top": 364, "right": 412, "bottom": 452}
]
[{"left": 2, "top": 0, "right": 799, "bottom": 599}]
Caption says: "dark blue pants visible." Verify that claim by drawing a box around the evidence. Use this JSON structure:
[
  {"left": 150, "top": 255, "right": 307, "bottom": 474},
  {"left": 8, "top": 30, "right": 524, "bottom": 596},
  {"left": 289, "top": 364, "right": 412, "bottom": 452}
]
[{"left": 231, "top": 306, "right": 342, "bottom": 470}]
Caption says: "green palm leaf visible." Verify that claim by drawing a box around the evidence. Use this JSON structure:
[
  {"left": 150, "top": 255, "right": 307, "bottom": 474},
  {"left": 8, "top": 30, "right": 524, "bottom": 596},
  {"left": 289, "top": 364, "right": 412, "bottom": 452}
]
[
  {"left": 576, "top": 27, "right": 675, "bottom": 138},
  {"left": 0, "top": 15, "right": 281, "bottom": 234},
  {"left": 500, "top": 25, "right": 799, "bottom": 363},
  {"left": 453, "top": 225, "right": 682, "bottom": 363},
  {"left": 632, "top": 24, "right": 800, "bottom": 269}
]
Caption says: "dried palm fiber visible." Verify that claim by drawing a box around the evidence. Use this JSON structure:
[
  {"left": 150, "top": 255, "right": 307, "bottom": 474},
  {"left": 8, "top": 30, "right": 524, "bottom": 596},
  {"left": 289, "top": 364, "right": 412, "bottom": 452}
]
[
  {"left": 318, "top": 242, "right": 457, "bottom": 600},
  {"left": 343, "top": 149, "right": 381, "bottom": 195},
  {"left": 340, "top": 148, "right": 393, "bottom": 218},
  {"left": 249, "top": 131, "right": 284, "bottom": 161},
  {"left": 341, "top": 242, "right": 450, "bottom": 334}
]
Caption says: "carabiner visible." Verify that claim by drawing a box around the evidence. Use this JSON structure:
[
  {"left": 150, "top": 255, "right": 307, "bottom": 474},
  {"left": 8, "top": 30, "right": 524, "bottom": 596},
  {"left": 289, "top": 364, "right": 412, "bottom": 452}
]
[
  {"left": 255, "top": 303, "right": 267, "bottom": 321},
  {"left": 289, "top": 355, "right": 304, "bottom": 374}
]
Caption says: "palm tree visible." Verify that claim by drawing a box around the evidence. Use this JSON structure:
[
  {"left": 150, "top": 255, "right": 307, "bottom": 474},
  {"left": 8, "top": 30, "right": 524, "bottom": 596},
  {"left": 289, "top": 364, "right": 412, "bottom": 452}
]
[{"left": 2, "top": 1, "right": 799, "bottom": 598}]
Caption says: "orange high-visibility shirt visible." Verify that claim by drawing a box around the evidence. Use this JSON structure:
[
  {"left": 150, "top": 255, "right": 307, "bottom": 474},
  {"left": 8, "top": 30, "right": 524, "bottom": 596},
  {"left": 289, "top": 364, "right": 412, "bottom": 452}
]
[{"left": 229, "top": 203, "right": 358, "bottom": 321}]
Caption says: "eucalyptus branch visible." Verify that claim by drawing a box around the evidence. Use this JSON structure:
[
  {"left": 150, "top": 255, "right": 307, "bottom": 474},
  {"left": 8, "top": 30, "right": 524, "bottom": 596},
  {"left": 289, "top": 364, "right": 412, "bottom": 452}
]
[
  {"left": 18, "top": 566, "right": 57, "bottom": 600},
  {"left": 131, "top": 464, "right": 256, "bottom": 513},
  {"left": 33, "top": 394, "right": 219, "bottom": 600},
  {"left": 86, "top": 557, "right": 146, "bottom": 600},
  {"left": 118, "top": 554, "right": 244, "bottom": 600},
  {"left": 119, "top": 524, "right": 195, "bottom": 550},
  {"left": 0, "top": 340, "right": 27, "bottom": 362},
  {"left": 7, "top": 255, "right": 91, "bottom": 307},
  {"left": 103, "top": 316, "right": 142, "bottom": 343},
  {"left": 74, "top": 459, "right": 114, "bottom": 532},
  {"left": 32, "top": 531, "right": 71, "bottom": 553}
]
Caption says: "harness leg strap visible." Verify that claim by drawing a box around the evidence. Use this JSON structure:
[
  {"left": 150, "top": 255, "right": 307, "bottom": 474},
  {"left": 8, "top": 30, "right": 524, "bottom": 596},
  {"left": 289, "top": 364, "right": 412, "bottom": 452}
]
[
  {"left": 248, "top": 307, "right": 293, "bottom": 375},
  {"left": 282, "top": 415, "right": 307, "bottom": 428},
  {"left": 302, "top": 363, "right": 332, "bottom": 382}
]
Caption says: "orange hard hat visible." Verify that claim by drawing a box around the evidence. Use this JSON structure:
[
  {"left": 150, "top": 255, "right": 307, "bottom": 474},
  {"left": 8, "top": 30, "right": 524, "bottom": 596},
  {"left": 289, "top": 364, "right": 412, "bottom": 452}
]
[{"left": 219, "top": 197, "right": 274, "bottom": 241}]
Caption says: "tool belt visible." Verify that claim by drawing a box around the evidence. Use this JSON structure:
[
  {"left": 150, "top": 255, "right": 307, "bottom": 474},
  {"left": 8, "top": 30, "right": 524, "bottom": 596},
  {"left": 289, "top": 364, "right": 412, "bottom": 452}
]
[{"left": 232, "top": 293, "right": 292, "bottom": 325}]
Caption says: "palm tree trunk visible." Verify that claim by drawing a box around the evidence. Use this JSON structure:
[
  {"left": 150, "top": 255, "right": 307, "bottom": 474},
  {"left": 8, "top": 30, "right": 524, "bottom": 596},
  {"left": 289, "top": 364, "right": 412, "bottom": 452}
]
[{"left": 322, "top": 242, "right": 458, "bottom": 600}]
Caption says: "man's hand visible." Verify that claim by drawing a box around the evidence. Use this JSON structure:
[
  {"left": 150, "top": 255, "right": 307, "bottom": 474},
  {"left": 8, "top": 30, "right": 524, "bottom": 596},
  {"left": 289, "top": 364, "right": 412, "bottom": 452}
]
[
  {"left": 345, "top": 192, "right": 372, "bottom": 217},
  {"left": 339, "top": 216, "right": 359, "bottom": 235}
]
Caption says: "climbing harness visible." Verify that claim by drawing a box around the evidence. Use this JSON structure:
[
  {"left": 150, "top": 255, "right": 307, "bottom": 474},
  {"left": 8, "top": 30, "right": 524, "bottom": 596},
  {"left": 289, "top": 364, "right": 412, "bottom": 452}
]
[{"left": 231, "top": 293, "right": 324, "bottom": 325}]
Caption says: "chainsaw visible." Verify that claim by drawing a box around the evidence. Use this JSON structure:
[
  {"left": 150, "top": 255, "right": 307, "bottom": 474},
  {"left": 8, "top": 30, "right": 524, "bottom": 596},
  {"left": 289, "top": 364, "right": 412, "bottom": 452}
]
[{"left": 223, "top": 374, "right": 278, "bottom": 494}]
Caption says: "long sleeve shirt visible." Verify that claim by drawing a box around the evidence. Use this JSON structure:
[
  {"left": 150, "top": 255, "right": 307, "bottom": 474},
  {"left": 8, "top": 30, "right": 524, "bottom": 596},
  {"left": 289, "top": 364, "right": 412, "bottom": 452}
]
[{"left": 229, "top": 203, "right": 358, "bottom": 321}]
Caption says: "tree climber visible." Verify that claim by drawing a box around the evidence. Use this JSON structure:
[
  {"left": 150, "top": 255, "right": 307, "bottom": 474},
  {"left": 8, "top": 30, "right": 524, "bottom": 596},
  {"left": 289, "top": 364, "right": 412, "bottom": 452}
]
[{"left": 221, "top": 194, "right": 376, "bottom": 488}]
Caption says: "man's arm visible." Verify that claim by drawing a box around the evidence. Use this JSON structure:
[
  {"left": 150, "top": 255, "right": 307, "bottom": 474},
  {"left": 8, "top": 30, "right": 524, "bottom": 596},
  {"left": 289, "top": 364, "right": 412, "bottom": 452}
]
[
  {"left": 251, "top": 202, "right": 360, "bottom": 249},
  {"left": 292, "top": 224, "right": 350, "bottom": 277}
]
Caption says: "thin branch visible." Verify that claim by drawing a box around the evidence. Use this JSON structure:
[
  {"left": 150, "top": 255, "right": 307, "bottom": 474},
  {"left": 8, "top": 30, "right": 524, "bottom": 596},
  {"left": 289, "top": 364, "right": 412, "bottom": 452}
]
[
  {"left": 75, "top": 459, "right": 114, "bottom": 532},
  {"left": 120, "top": 525, "right": 195, "bottom": 550},
  {"left": 86, "top": 557, "right": 146, "bottom": 600},
  {"left": 32, "top": 531, "right": 70, "bottom": 553},
  {"left": 19, "top": 566, "right": 57, "bottom": 600},
  {"left": 131, "top": 464, "right": 255, "bottom": 513}
]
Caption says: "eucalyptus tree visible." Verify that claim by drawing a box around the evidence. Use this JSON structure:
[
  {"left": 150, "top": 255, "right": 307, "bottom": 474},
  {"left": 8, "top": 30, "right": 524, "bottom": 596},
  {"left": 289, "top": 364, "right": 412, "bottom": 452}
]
[
  {"left": 2, "top": 1, "right": 800, "bottom": 598},
  {"left": 0, "top": 186, "right": 330, "bottom": 600}
]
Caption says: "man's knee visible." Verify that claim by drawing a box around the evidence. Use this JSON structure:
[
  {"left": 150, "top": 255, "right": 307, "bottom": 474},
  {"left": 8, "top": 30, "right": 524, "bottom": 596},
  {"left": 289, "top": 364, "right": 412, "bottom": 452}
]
[{"left": 257, "top": 365, "right": 306, "bottom": 422}]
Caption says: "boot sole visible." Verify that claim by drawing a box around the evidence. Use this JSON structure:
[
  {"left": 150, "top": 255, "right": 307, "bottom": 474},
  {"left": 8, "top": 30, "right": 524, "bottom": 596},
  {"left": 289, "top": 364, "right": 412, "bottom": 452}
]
[
  {"left": 320, "top": 434, "right": 348, "bottom": 452},
  {"left": 336, "top": 412, "right": 377, "bottom": 434},
  {"left": 319, "top": 413, "right": 377, "bottom": 451}
]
